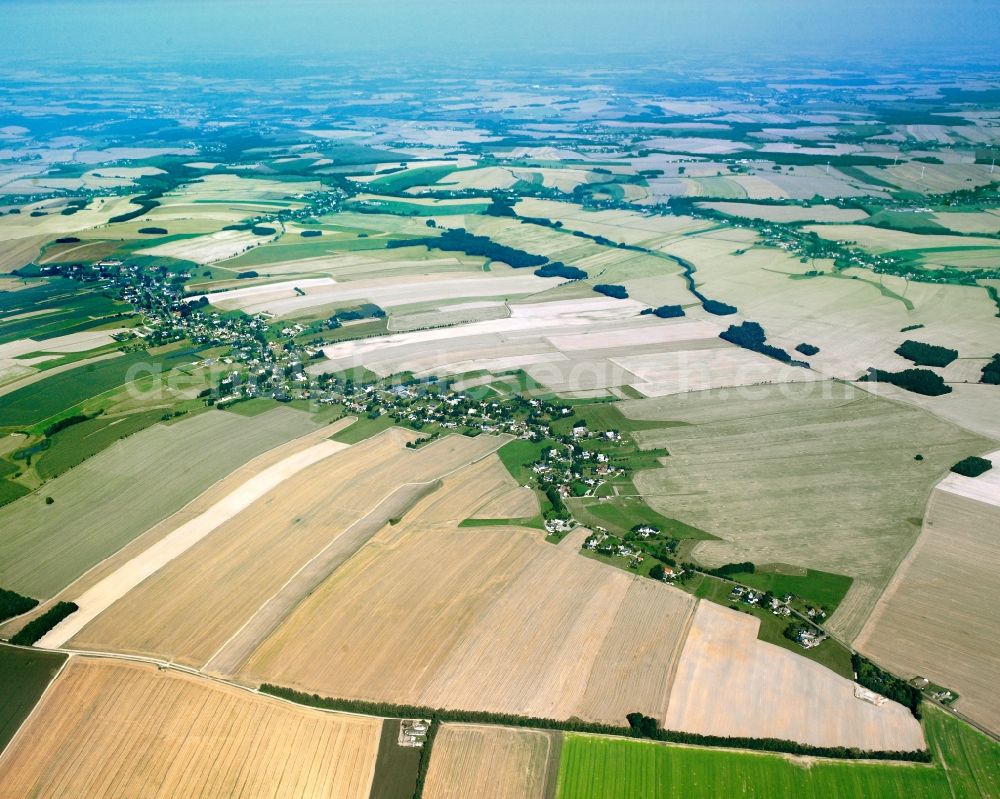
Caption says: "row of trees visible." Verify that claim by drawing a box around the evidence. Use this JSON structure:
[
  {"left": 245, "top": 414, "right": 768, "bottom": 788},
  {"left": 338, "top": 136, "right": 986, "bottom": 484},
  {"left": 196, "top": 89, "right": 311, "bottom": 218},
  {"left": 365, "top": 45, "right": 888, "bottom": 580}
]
[
  {"left": 9, "top": 601, "right": 78, "bottom": 646},
  {"left": 720, "top": 321, "right": 803, "bottom": 365},
  {"left": 0, "top": 587, "right": 38, "bottom": 625},
  {"left": 852, "top": 654, "right": 923, "bottom": 719},
  {"left": 261, "top": 685, "right": 930, "bottom": 763}
]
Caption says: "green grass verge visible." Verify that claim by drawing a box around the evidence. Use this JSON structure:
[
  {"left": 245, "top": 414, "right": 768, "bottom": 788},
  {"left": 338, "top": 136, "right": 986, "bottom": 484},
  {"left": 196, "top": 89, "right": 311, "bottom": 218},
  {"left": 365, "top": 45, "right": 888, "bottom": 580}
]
[
  {"left": 330, "top": 415, "right": 395, "bottom": 444},
  {"left": 571, "top": 496, "right": 716, "bottom": 540},
  {"left": 0, "top": 644, "right": 66, "bottom": 752},
  {"left": 458, "top": 515, "right": 545, "bottom": 530},
  {"left": 369, "top": 719, "right": 422, "bottom": 799},
  {"left": 726, "top": 567, "right": 853, "bottom": 614}
]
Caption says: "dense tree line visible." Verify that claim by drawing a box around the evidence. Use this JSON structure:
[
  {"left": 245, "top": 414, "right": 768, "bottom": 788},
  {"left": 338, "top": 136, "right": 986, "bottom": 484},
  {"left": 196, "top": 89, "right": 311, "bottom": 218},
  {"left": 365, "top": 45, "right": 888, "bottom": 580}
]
[
  {"left": 44, "top": 412, "right": 97, "bottom": 438},
  {"left": 108, "top": 189, "right": 163, "bottom": 224},
  {"left": 593, "top": 284, "right": 629, "bottom": 300},
  {"left": 688, "top": 561, "right": 756, "bottom": 579},
  {"left": 138, "top": 227, "right": 168, "bottom": 235},
  {"left": 950, "top": 456, "right": 993, "bottom": 478},
  {"left": 852, "top": 654, "right": 923, "bottom": 719},
  {"left": 535, "top": 262, "right": 587, "bottom": 280},
  {"left": 981, "top": 354, "right": 1000, "bottom": 385},
  {"left": 410, "top": 717, "right": 440, "bottom": 799},
  {"left": 640, "top": 305, "right": 685, "bottom": 318},
  {"left": 0, "top": 587, "right": 38, "bottom": 624},
  {"left": 9, "top": 601, "right": 78, "bottom": 646},
  {"left": 858, "top": 367, "right": 952, "bottom": 396},
  {"left": 894, "top": 340, "right": 959, "bottom": 368},
  {"left": 796, "top": 342, "right": 820, "bottom": 356},
  {"left": 720, "top": 321, "right": 801, "bottom": 365},
  {"left": 260, "top": 685, "right": 929, "bottom": 762},
  {"left": 388, "top": 228, "right": 548, "bottom": 269},
  {"left": 701, "top": 299, "right": 738, "bottom": 316}
]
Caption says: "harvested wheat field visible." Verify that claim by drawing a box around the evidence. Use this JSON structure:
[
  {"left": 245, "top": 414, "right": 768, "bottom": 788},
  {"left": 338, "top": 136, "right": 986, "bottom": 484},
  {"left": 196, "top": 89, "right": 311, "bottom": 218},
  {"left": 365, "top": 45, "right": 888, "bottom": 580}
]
[
  {"left": 68, "top": 430, "right": 506, "bottom": 669},
  {"left": 423, "top": 725, "right": 557, "bottom": 799},
  {"left": 0, "top": 658, "right": 380, "bottom": 799},
  {"left": 36, "top": 437, "right": 351, "bottom": 648},
  {"left": 665, "top": 602, "right": 925, "bottom": 751},
  {"left": 856, "top": 458, "right": 1000, "bottom": 735},
  {"left": 240, "top": 458, "right": 696, "bottom": 725},
  {"left": 0, "top": 407, "right": 320, "bottom": 600}
]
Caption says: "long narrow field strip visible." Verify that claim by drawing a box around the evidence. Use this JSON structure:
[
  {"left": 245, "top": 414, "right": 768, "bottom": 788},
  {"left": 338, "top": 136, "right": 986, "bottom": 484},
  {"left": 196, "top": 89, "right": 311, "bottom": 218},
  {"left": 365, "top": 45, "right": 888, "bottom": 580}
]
[
  {"left": 0, "top": 407, "right": 320, "bottom": 599},
  {"left": 664, "top": 602, "right": 924, "bottom": 751},
  {"left": 239, "top": 457, "right": 695, "bottom": 727},
  {"left": 35, "top": 438, "right": 349, "bottom": 648},
  {"left": 0, "top": 658, "right": 381, "bottom": 799},
  {"left": 67, "top": 431, "right": 507, "bottom": 668},
  {"left": 423, "top": 724, "right": 555, "bottom": 799},
  {"left": 856, "top": 465, "right": 1000, "bottom": 735}
]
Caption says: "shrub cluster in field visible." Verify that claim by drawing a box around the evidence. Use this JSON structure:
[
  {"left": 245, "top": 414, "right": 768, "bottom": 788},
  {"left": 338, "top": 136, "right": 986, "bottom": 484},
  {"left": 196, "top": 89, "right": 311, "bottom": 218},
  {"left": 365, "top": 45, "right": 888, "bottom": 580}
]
[
  {"left": 895, "top": 340, "right": 959, "bottom": 368},
  {"left": 640, "top": 305, "right": 685, "bottom": 318},
  {"left": 981, "top": 354, "right": 1000, "bottom": 384},
  {"left": 950, "top": 456, "right": 993, "bottom": 478},
  {"left": 593, "top": 284, "right": 629, "bottom": 300},
  {"left": 859, "top": 367, "right": 952, "bottom": 396},
  {"left": 720, "top": 321, "right": 804, "bottom": 365},
  {"left": 852, "top": 654, "right": 923, "bottom": 719}
]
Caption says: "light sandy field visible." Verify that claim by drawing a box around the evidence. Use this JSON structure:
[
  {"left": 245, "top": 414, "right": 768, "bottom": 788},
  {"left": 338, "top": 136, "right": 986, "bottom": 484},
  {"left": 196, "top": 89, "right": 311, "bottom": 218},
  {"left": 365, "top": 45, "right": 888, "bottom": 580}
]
[
  {"left": 0, "top": 658, "right": 380, "bottom": 799},
  {"left": 665, "top": 602, "right": 925, "bottom": 750},
  {"left": 867, "top": 383, "right": 1000, "bottom": 441},
  {"left": 931, "top": 209, "right": 1000, "bottom": 234},
  {"left": 240, "top": 460, "right": 696, "bottom": 725},
  {"left": 470, "top": 484, "right": 539, "bottom": 519},
  {"left": 37, "top": 438, "right": 350, "bottom": 648},
  {"left": 804, "top": 224, "right": 1000, "bottom": 256},
  {"left": 206, "top": 272, "right": 557, "bottom": 317},
  {"left": 69, "top": 431, "right": 505, "bottom": 669},
  {"left": 431, "top": 165, "right": 518, "bottom": 191},
  {"left": 311, "top": 297, "right": 724, "bottom": 396},
  {"left": 422, "top": 725, "right": 554, "bottom": 799},
  {"left": 190, "top": 276, "right": 336, "bottom": 302},
  {"left": 513, "top": 199, "right": 715, "bottom": 249},
  {"left": 862, "top": 163, "right": 998, "bottom": 193},
  {"left": 388, "top": 302, "right": 510, "bottom": 333},
  {"left": 699, "top": 201, "right": 870, "bottom": 223},
  {"left": 0, "top": 330, "right": 124, "bottom": 383},
  {"left": 0, "top": 407, "right": 319, "bottom": 600},
  {"left": 137, "top": 228, "right": 270, "bottom": 264},
  {"left": 659, "top": 228, "right": 1000, "bottom": 382},
  {"left": 0, "top": 196, "right": 137, "bottom": 272},
  {"left": 856, "top": 455, "right": 1000, "bottom": 735},
  {"left": 613, "top": 344, "right": 819, "bottom": 397},
  {"left": 622, "top": 382, "right": 994, "bottom": 642},
  {"left": 0, "top": 418, "right": 356, "bottom": 641}
]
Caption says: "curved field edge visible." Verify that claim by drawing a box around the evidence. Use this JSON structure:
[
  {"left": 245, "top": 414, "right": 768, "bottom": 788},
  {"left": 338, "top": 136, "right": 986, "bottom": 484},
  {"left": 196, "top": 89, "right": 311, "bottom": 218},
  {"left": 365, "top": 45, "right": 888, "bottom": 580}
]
[{"left": 554, "top": 707, "right": 999, "bottom": 799}]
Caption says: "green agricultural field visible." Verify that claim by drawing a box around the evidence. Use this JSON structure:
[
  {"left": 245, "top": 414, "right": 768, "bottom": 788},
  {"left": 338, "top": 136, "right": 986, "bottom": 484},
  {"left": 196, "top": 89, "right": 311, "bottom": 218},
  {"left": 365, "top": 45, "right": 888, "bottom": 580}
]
[
  {"left": 367, "top": 164, "right": 458, "bottom": 193},
  {"left": 0, "top": 346, "right": 201, "bottom": 428},
  {"left": 330, "top": 414, "right": 395, "bottom": 444},
  {"left": 0, "top": 407, "right": 319, "bottom": 599},
  {"left": 621, "top": 382, "right": 996, "bottom": 642},
  {"left": 33, "top": 408, "right": 190, "bottom": 479},
  {"left": 368, "top": 720, "right": 422, "bottom": 799},
  {"left": 726, "top": 567, "right": 853, "bottom": 614},
  {"left": 0, "top": 281, "right": 133, "bottom": 345},
  {"left": 0, "top": 644, "right": 66, "bottom": 752},
  {"left": 556, "top": 707, "right": 998, "bottom": 799},
  {"left": 571, "top": 496, "right": 715, "bottom": 540}
]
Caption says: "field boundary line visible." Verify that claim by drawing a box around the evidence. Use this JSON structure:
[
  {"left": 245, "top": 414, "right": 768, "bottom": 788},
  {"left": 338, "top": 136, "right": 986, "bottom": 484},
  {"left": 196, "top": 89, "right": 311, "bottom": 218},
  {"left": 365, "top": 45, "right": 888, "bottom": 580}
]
[{"left": 0, "top": 415, "right": 357, "bottom": 637}]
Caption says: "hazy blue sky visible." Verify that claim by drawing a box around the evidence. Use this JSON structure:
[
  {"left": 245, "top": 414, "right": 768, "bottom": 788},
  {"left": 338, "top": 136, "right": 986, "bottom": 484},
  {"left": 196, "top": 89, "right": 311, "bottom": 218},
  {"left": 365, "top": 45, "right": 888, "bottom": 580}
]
[{"left": 2, "top": 0, "right": 998, "bottom": 71}]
